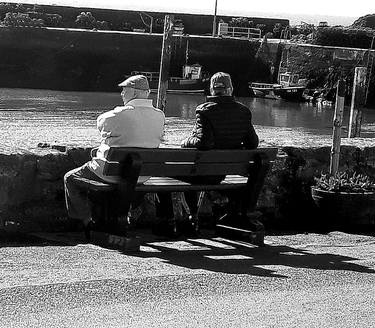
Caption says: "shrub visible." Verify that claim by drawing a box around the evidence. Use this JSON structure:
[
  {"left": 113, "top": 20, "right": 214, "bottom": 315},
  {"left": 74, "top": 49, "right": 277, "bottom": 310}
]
[
  {"left": 312, "top": 27, "right": 373, "bottom": 48},
  {"left": 75, "top": 11, "right": 108, "bottom": 30},
  {"left": 229, "top": 17, "right": 253, "bottom": 28},
  {"left": 2, "top": 12, "right": 44, "bottom": 27}
]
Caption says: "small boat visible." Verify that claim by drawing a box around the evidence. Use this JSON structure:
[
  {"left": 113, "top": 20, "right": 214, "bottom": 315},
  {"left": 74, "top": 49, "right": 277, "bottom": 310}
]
[
  {"left": 249, "top": 72, "right": 307, "bottom": 101},
  {"left": 249, "top": 82, "right": 281, "bottom": 99},
  {"left": 127, "top": 64, "right": 208, "bottom": 95}
]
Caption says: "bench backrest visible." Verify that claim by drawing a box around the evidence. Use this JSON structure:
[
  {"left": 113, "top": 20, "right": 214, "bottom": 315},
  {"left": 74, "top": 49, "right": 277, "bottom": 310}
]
[{"left": 103, "top": 147, "right": 278, "bottom": 178}]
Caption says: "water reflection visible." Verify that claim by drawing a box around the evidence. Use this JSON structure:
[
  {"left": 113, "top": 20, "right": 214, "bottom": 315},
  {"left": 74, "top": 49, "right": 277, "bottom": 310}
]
[{"left": 1, "top": 88, "right": 375, "bottom": 139}]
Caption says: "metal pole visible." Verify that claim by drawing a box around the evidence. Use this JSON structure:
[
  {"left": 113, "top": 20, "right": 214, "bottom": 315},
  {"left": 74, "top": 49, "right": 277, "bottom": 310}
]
[
  {"left": 212, "top": 0, "right": 218, "bottom": 37},
  {"left": 365, "top": 35, "right": 375, "bottom": 105},
  {"left": 157, "top": 15, "right": 174, "bottom": 111},
  {"left": 330, "top": 80, "right": 346, "bottom": 175}
]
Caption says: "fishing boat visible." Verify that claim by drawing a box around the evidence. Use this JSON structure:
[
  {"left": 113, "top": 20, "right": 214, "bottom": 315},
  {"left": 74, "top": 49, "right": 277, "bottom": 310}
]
[
  {"left": 127, "top": 64, "right": 208, "bottom": 95},
  {"left": 273, "top": 72, "right": 307, "bottom": 101},
  {"left": 249, "top": 72, "right": 307, "bottom": 101},
  {"left": 249, "top": 82, "right": 280, "bottom": 99}
]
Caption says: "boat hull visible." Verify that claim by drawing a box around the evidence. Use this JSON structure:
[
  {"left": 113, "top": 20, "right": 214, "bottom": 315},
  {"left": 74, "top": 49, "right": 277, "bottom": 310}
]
[
  {"left": 273, "top": 86, "right": 306, "bottom": 101},
  {"left": 148, "top": 78, "right": 206, "bottom": 95},
  {"left": 249, "top": 83, "right": 280, "bottom": 100}
]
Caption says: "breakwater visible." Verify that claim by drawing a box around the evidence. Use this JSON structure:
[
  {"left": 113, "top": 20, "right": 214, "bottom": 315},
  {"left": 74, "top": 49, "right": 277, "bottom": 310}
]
[
  {"left": 0, "top": 27, "right": 268, "bottom": 94},
  {"left": 1, "top": 26, "right": 374, "bottom": 102},
  {"left": 1, "top": 144, "right": 375, "bottom": 232}
]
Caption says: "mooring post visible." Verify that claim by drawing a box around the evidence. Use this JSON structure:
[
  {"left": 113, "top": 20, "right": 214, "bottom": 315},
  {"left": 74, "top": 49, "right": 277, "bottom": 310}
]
[
  {"left": 157, "top": 15, "right": 174, "bottom": 111},
  {"left": 330, "top": 79, "right": 346, "bottom": 175},
  {"left": 348, "top": 66, "right": 367, "bottom": 138}
]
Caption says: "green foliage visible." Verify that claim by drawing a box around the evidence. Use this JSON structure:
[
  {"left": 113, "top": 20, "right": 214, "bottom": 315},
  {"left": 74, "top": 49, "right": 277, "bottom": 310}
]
[
  {"left": 256, "top": 24, "right": 266, "bottom": 32},
  {"left": 315, "top": 171, "right": 375, "bottom": 192},
  {"left": 44, "top": 13, "right": 62, "bottom": 27},
  {"left": 2, "top": 12, "right": 44, "bottom": 27},
  {"left": 75, "top": 11, "right": 96, "bottom": 29},
  {"left": 351, "top": 14, "right": 375, "bottom": 29},
  {"left": 272, "top": 23, "right": 281, "bottom": 38},
  {"left": 229, "top": 17, "right": 254, "bottom": 28},
  {"left": 312, "top": 27, "right": 373, "bottom": 48},
  {"left": 75, "top": 11, "right": 108, "bottom": 30}
]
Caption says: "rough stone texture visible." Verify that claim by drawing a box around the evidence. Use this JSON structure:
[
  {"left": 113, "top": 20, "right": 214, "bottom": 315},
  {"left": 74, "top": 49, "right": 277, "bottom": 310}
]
[
  {"left": 1, "top": 146, "right": 375, "bottom": 232},
  {"left": 280, "top": 43, "right": 375, "bottom": 102}
]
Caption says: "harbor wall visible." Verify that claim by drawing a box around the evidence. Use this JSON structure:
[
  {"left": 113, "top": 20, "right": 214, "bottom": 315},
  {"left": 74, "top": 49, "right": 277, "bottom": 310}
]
[
  {"left": 280, "top": 43, "right": 375, "bottom": 103},
  {"left": 0, "top": 27, "right": 270, "bottom": 94},
  {"left": 1, "top": 145, "right": 375, "bottom": 232}
]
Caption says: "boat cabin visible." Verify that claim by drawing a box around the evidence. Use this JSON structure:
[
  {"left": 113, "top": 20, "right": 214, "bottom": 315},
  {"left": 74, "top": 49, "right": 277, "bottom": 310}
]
[
  {"left": 182, "top": 64, "right": 202, "bottom": 80},
  {"left": 278, "top": 72, "right": 307, "bottom": 87}
]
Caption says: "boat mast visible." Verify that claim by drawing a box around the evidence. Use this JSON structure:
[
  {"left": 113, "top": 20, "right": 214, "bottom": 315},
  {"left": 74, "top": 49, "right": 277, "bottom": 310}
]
[
  {"left": 185, "top": 39, "right": 189, "bottom": 66},
  {"left": 365, "top": 34, "right": 375, "bottom": 106}
]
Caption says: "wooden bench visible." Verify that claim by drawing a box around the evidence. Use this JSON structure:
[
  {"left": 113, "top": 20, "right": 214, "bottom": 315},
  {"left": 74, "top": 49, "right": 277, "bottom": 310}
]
[{"left": 76, "top": 147, "right": 278, "bottom": 250}]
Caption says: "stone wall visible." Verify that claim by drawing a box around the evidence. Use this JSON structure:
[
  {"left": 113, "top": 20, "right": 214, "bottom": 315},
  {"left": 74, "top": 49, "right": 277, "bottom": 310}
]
[
  {"left": 280, "top": 43, "right": 375, "bottom": 102},
  {"left": 2, "top": 145, "right": 375, "bottom": 232}
]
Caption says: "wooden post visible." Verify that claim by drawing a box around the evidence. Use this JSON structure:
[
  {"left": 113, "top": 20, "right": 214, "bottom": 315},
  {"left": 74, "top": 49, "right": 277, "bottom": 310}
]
[
  {"left": 348, "top": 67, "right": 367, "bottom": 138},
  {"left": 156, "top": 15, "right": 174, "bottom": 111},
  {"left": 329, "top": 80, "right": 346, "bottom": 175},
  {"left": 212, "top": 0, "right": 218, "bottom": 37}
]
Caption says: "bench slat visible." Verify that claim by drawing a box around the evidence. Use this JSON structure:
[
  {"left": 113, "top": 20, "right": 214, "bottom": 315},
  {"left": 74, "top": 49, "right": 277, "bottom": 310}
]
[
  {"left": 105, "top": 162, "right": 251, "bottom": 177},
  {"left": 135, "top": 176, "right": 248, "bottom": 192},
  {"left": 107, "top": 147, "right": 278, "bottom": 163}
]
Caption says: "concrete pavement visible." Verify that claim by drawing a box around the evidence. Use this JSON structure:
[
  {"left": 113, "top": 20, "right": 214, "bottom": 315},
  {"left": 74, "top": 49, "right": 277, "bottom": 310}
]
[{"left": 1, "top": 230, "right": 375, "bottom": 327}]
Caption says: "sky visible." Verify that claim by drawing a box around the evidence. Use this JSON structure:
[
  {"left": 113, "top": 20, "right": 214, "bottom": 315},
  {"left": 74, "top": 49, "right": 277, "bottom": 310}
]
[{"left": 3, "top": 0, "right": 374, "bottom": 25}]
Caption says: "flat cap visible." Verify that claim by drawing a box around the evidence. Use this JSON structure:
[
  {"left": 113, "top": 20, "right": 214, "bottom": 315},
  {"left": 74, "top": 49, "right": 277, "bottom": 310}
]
[
  {"left": 118, "top": 74, "right": 150, "bottom": 90},
  {"left": 210, "top": 72, "right": 233, "bottom": 90}
]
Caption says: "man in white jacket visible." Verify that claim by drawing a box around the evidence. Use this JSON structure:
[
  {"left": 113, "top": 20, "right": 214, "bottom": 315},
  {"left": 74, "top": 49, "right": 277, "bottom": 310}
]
[{"left": 64, "top": 75, "right": 165, "bottom": 233}]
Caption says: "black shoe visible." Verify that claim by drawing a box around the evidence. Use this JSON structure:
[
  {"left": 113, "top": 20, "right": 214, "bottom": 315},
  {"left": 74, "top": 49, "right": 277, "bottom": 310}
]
[
  {"left": 84, "top": 219, "right": 96, "bottom": 240},
  {"left": 179, "top": 215, "right": 200, "bottom": 238}
]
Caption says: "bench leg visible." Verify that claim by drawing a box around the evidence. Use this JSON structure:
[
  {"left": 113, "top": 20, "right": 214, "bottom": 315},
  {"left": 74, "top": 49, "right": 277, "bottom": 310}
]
[{"left": 88, "top": 190, "right": 129, "bottom": 236}]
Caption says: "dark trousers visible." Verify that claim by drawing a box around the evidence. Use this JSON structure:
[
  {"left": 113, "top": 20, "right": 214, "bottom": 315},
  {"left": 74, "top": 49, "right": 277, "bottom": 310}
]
[{"left": 155, "top": 176, "right": 226, "bottom": 221}]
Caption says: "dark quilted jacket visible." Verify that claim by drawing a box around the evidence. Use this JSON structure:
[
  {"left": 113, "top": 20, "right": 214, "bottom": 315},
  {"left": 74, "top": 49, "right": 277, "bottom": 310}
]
[{"left": 181, "top": 96, "right": 259, "bottom": 150}]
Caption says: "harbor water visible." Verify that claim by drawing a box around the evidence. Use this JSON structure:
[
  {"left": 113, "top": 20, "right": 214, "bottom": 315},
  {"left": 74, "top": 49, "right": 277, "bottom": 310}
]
[{"left": 2, "top": 88, "right": 375, "bottom": 154}]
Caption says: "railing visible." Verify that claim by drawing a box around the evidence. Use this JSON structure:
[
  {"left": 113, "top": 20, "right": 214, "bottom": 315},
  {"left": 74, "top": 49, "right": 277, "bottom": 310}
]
[
  {"left": 218, "top": 23, "right": 261, "bottom": 39},
  {"left": 130, "top": 71, "right": 159, "bottom": 81}
]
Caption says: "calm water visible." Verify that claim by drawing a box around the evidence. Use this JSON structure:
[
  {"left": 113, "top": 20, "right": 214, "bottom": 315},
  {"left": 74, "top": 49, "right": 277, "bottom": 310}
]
[{"left": 1, "top": 88, "right": 375, "bottom": 153}]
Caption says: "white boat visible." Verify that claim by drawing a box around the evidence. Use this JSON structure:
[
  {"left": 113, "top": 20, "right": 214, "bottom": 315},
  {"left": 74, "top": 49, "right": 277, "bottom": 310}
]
[
  {"left": 249, "top": 72, "right": 307, "bottom": 101},
  {"left": 126, "top": 64, "right": 207, "bottom": 95},
  {"left": 249, "top": 82, "right": 281, "bottom": 99}
]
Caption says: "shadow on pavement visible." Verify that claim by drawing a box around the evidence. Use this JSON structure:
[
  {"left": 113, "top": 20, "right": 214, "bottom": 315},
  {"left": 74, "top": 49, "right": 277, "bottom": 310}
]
[
  {"left": 130, "top": 235, "right": 375, "bottom": 278},
  {"left": 2, "top": 229, "right": 375, "bottom": 279}
]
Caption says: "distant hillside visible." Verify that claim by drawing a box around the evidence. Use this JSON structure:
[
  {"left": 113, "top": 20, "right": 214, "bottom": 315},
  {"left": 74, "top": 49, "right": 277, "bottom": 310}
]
[{"left": 351, "top": 14, "right": 375, "bottom": 29}]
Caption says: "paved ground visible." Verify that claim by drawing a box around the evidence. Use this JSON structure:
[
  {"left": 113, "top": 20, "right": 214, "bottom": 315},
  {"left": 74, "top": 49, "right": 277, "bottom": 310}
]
[{"left": 1, "top": 230, "right": 375, "bottom": 328}]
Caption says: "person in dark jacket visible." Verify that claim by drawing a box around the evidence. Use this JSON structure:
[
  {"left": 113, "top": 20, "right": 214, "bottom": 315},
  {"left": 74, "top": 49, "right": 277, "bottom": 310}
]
[
  {"left": 182, "top": 71, "right": 258, "bottom": 150},
  {"left": 155, "top": 72, "right": 259, "bottom": 237}
]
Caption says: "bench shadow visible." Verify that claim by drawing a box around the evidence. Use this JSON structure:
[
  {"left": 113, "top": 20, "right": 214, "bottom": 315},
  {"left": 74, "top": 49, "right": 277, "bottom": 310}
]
[
  {"left": 3, "top": 230, "right": 374, "bottom": 279},
  {"left": 129, "top": 233, "right": 375, "bottom": 278}
]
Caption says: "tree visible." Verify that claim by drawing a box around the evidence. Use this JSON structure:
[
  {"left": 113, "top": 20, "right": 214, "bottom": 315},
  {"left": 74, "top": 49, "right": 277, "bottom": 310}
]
[
  {"left": 2, "top": 12, "right": 44, "bottom": 27},
  {"left": 75, "top": 12, "right": 96, "bottom": 29},
  {"left": 96, "top": 20, "right": 109, "bottom": 30},
  {"left": 75, "top": 12, "right": 108, "bottom": 30},
  {"left": 256, "top": 24, "right": 266, "bottom": 33},
  {"left": 229, "top": 17, "right": 252, "bottom": 27},
  {"left": 45, "top": 14, "right": 62, "bottom": 27},
  {"left": 273, "top": 23, "right": 283, "bottom": 38}
]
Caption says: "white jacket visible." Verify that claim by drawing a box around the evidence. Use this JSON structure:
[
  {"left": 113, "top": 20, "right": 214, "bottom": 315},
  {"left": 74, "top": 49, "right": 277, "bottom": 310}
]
[{"left": 87, "top": 98, "right": 165, "bottom": 183}]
